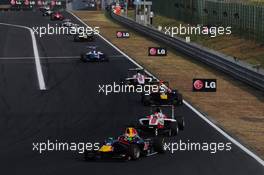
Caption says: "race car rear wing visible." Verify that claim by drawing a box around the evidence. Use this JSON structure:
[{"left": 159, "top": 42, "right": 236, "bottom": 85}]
[{"left": 150, "top": 105, "right": 175, "bottom": 119}]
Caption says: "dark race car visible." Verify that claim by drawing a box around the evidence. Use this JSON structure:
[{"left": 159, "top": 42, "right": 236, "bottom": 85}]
[
  {"left": 42, "top": 10, "right": 53, "bottom": 16},
  {"left": 59, "top": 19, "right": 78, "bottom": 28},
  {"left": 50, "top": 11, "right": 64, "bottom": 21},
  {"left": 74, "top": 30, "right": 95, "bottom": 42},
  {"left": 39, "top": 6, "right": 50, "bottom": 13},
  {"left": 137, "top": 106, "right": 185, "bottom": 137},
  {"left": 80, "top": 46, "right": 108, "bottom": 62},
  {"left": 141, "top": 81, "right": 183, "bottom": 106},
  {"left": 84, "top": 127, "right": 165, "bottom": 161},
  {"left": 121, "top": 68, "right": 155, "bottom": 86}
]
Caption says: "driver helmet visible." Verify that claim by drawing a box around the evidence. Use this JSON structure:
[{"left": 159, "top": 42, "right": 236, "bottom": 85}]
[
  {"left": 125, "top": 127, "right": 138, "bottom": 141},
  {"left": 159, "top": 81, "right": 167, "bottom": 92}
]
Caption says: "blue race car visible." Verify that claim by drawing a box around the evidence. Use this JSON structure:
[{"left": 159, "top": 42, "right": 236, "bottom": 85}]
[
  {"left": 84, "top": 127, "right": 165, "bottom": 161},
  {"left": 80, "top": 46, "right": 109, "bottom": 62}
]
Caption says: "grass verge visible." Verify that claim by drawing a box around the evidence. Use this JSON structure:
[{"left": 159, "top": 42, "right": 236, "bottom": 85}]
[{"left": 127, "top": 10, "right": 264, "bottom": 68}]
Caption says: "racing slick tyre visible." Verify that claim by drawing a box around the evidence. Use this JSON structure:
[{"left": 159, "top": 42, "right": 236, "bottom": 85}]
[
  {"left": 176, "top": 93, "right": 183, "bottom": 105},
  {"left": 168, "top": 122, "right": 179, "bottom": 136},
  {"left": 128, "top": 144, "right": 141, "bottom": 160},
  {"left": 178, "top": 117, "right": 185, "bottom": 131},
  {"left": 153, "top": 137, "right": 165, "bottom": 153}
]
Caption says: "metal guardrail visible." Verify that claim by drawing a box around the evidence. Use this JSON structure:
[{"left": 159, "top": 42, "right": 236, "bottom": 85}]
[{"left": 110, "top": 12, "right": 264, "bottom": 92}]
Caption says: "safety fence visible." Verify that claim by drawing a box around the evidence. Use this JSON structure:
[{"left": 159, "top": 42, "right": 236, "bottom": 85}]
[
  {"left": 152, "top": 0, "right": 264, "bottom": 42},
  {"left": 110, "top": 12, "right": 264, "bottom": 91}
]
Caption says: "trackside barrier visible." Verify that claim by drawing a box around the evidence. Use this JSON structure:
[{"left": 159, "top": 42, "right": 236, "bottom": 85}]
[{"left": 110, "top": 12, "right": 264, "bottom": 92}]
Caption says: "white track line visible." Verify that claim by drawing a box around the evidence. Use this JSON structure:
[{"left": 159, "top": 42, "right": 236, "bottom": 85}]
[
  {"left": 0, "top": 56, "right": 80, "bottom": 60},
  {"left": 68, "top": 11, "right": 264, "bottom": 166},
  {"left": 0, "top": 55, "right": 125, "bottom": 60},
  {"left": 0, "top": 22, "right": 46, "bottom": 90}
]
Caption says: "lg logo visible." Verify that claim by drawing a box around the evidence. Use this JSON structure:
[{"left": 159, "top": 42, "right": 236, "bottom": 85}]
[
  {"left": 193, "top": 80, "right": 204, "bottom": 90},
  {"left": 149, "top": 48, "right": 157, "bottom": 55},
  {"left": 193, "top": 79, "right": 217, "bottom": 92},
  {"left": 116, "top": 31, "right": 130, "bottom": 38},
  {"left": 206, "top": 81, "right": 216, "bottom": 89},
  {"left": 148, "top": 47, "right": 167, "bottom": 56}
]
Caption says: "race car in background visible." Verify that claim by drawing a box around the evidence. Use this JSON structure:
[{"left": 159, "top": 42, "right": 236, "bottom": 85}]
[
  {"left": 80, "top": 46, "right": 108, "bottom": 62},
  {"left": 74, "top": 30, "right": 95, "bottom": 42},
  {"left": 42, "top": 10, "right": 53, "bottom": 16},
  {"left": 137, "top": 106, "right": 185, "bottom": 137},
  {"left": 121, "top": 68, "right": 155, "bottom": 85},
  {"left": 59, "top": 19, "right": 78, "bottom": 28},
  {"left": 39, "top": 6, "right": 50, "bottom": 13},
  {"left": 141, "top": 81, "right": 183, "bottom": 106},
  {"left": 51, "top": 11, "right": 64, "bottom": 20},
  {"left": 84, "top": 127, "right": 165, "bottom": 161}
]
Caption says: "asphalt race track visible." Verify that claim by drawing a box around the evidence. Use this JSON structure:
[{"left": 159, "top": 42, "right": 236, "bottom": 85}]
[{"left": 0, "top": 11, "right": 263, "bottom": 175}]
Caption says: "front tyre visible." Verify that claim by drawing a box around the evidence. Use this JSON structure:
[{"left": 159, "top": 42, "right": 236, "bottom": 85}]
[
  {"left": 128, "top": 144, "right": 141, "bottom": 160},
  {"left": 168, "top": 122, "right": 178, "bottom": 136}
]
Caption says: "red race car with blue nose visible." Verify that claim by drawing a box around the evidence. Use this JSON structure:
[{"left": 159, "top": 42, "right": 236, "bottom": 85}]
[{"left": 84, "top": 127, "right": 165, "bottom": 161}]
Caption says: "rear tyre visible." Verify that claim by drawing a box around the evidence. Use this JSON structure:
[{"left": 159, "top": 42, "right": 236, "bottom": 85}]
[
  {"left": 178, "top": 117, "right": 185, "bottom": 130},
  {"left": 177, "top": 94, "right": 183, "bottom": 105},
  {"left": 153, "top": 137, "right": 165, "bottom": 153},
  {"left": 169, "top": 122, "right": 178, "bottom": 136},
  {"left": 128, "top": 144, "right": 141, "bottom": 160}
]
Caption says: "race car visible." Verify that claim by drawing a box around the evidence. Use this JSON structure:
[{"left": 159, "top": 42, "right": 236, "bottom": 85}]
[
  {"left": 42, "top": 10, "right": 53, "bottom": 16},
  {"left": 84, "top": 127, "right": 165, "bottom": 161},
  {"left": 121, "top": 68, "right": 155, "bottom": 85},
  {"left": 39, "top": 6, "right": 50, "bottom": 13},
  {"left": 141, "top": 81, "right": 183, "bottom": 106},
  {"left": 137, "top": 106, "right": 184, "bottom": 137},
  {"left": 59, "top": 19, "right": 78, "bottom": 28},
  {"left": 80, "top": 46, "right": 108, "bottom": 62},
  {"left": 74, "top": 30, "right": 95, "bottom": 42},
  {"left": 50, "top": 11, "right": 64, "bottom": 21}
]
